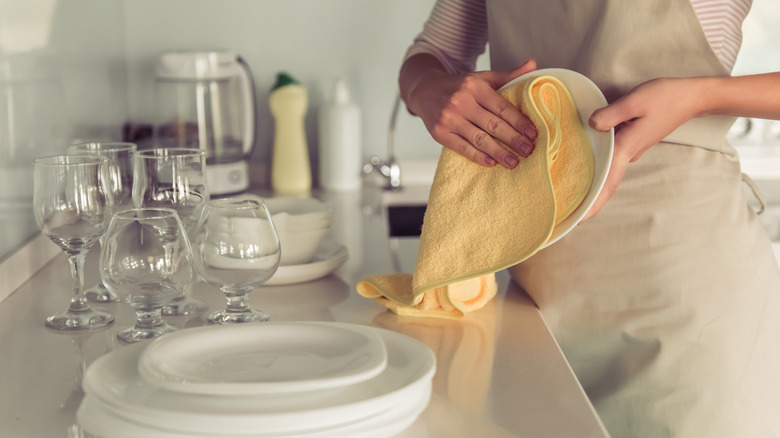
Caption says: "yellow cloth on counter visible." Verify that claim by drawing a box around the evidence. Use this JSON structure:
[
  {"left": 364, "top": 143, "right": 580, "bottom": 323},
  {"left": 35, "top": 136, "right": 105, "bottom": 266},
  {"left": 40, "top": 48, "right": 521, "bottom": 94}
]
[
  {"left": 357, "top": 75, "right": 594, "bottom": 318},
  {"left": 357, "top": 273, "right": 498, "bottom": 319}
]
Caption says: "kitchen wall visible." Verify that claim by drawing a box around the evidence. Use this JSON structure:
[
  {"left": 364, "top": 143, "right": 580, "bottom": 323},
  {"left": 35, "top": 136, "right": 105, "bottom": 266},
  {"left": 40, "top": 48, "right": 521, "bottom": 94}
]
[
  {"left": 122, "top": 0, "right": 444, "bottom": 169},
  {"left": 0, "top": 0, "right": 128, "bottom": 257}
]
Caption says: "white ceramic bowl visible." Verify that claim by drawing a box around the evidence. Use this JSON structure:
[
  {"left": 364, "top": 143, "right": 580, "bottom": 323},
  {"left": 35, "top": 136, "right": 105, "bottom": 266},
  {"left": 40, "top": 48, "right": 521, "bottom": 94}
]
[
  {"left": 242, "top": 196, "right": 333, "bottom": 265},
  {"left": 263, "top": 197, "right": 333, "bottom": 224},
  {"left": 275, "top": 221, "right": 331, "bottom": 266}
]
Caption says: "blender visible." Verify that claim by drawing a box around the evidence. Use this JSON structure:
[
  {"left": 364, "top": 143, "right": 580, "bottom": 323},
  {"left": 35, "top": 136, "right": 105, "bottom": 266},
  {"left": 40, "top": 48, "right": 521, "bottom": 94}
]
[{"left": 154, "top": 50, "right": 257, "bottom": 195}]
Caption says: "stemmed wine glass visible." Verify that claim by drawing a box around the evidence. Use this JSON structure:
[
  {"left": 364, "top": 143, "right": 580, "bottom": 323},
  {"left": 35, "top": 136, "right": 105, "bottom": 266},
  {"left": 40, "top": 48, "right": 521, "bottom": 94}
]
[
  {"left": 100, "top": 208, "right": 194, "bottom": 342},
  {"left": 191, "top": 197, "right": 281, "bottom": 324},
  {"left": 33, "top": 155, "right": 114, "bottom": 330},
  {"left": 67, "top": 142, "right": 137, "bottom": 303},
  {"left": 132, "top": 148, "right": 209, "bottom": 316}
]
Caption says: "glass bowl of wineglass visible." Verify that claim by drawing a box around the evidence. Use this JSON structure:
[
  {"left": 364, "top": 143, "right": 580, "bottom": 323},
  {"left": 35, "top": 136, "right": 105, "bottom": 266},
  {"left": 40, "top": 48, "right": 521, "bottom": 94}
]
[
  {"left": 191, "top": 197, "right": 281, "bottom": 324},
  {"left": 67, "top": 141, "right": 137, "bottom": 303},
  {"left": 33, "top": 154, "right": 115, "bottom": 330},
  {"left": 100, "top": 208, "right": 194, "bottom": 343},
  {"left": 132, "top": 147, "right": 209, "bottom": 316}
]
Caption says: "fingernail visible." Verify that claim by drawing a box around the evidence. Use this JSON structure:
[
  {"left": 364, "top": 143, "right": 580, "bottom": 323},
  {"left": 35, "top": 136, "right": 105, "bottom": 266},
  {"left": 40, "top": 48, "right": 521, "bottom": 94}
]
[
  {"left": 504, "top": 155, "right": 518, "bottom": 167},
  {"left": 485, "top": 156, "right": 496, "bottom": 166},
  {"left": 523, "top": 127, "right": 537, "bottom": 140},
  {"left": 519, "top": 142, "right": 533, "bottom": 157}
]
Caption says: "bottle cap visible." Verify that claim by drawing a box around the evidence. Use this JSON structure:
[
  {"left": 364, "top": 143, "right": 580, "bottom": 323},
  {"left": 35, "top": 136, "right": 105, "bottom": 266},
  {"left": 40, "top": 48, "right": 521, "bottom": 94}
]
[
  {"left": 272, "top": 72, "right": 300, "bottom": 90},
  {"left": 331, "top": 78, "right": 350, "bottom": 104}
]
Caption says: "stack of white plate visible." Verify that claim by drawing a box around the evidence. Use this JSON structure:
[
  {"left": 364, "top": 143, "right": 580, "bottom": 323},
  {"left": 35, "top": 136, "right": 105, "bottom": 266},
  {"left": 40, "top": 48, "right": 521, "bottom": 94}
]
[{"left": 77, "top": 322, "right": 435, "bottom": 438}]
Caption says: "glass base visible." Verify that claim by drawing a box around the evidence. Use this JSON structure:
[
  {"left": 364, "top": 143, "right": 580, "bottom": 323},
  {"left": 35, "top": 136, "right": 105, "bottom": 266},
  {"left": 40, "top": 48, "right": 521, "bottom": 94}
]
[
  {"left": 117, "top": 322, "right": 176, "bottom": 343},
  {"left": 207, "top": 309, "right": 270, "bottom": 325},
  {"left": 45, "top": 308, "right": 114, "bottom": 331},
  {"left": 85, "top": 281, "right": 120, "bottom": 303},
  {"left": 162, "top": 295, "right": 207, "bottom": 317}
]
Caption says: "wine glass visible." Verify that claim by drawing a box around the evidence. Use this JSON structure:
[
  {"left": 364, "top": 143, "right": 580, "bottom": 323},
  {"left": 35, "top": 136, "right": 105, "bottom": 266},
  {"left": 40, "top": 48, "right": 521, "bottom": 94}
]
[
  {"left": 132, "top": 147, "right": 209, "bottom": 316},
  {"left": 67, "top": 141, "right": 137, "bottom": 303},
  {"left": 100, "top": 208, "right": 194, "bottom": 343},
  {"left": 191, "top": 197, "right": 281, "bottom": 324},
  {"left": 33, "top": 155, "right": 114, "bottom": 330}
]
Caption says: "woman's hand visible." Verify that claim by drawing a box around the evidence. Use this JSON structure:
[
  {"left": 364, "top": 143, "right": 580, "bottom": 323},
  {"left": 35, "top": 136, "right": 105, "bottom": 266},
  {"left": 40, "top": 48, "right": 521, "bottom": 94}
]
[
  {"left": 401, "top": 57, "right": 539, "bottom": 169},
  {"left": 582, "top": 77, "right": 709, "bottom": 221}
]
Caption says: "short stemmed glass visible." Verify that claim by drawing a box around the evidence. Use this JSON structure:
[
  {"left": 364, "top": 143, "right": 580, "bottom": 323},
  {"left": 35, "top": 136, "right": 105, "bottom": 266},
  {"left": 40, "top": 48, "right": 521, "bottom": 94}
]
[
  {"left": 67, "top": 141, "right": 137, "bottom": 303},
  {"left": 132, "top": 148, "right": 209, "bottom": 316},
  {"left": 33, "top": 155, "right": 114, "bottom": 330},
  {"left": 100, "top": 208, "right": 194, "bottom": 343},
  {"left": 192, "top": 197, "right": 281, "bottom": 324}
]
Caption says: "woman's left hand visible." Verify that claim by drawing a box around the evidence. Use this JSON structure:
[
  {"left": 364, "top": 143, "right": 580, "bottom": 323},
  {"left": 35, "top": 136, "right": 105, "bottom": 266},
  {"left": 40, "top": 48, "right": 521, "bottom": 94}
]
[{"left": 581, "top": 77, "right": 708, "bottom": 221}]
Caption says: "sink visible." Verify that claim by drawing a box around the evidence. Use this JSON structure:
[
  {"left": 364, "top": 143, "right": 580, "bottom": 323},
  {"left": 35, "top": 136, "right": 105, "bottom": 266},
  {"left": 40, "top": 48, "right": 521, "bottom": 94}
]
[{"left": 364, "top": 159, "right": 435, "bottom": 238}]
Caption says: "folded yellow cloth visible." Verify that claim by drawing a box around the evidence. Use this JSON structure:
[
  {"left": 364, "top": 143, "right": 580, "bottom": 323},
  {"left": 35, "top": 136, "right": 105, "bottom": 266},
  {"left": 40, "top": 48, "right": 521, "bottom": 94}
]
[
  {"left": 357, "top": 273, "right": 498, "bottom": 319},
  {"left": 357, "top": 75, "right": 594, "bottom": 318}
]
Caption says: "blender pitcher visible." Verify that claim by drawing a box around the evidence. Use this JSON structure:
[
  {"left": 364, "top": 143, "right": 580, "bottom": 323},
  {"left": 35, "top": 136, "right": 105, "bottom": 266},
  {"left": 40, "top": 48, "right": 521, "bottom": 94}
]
[{"left": 154, "top": 50, "right": 257, "bottom": 195}]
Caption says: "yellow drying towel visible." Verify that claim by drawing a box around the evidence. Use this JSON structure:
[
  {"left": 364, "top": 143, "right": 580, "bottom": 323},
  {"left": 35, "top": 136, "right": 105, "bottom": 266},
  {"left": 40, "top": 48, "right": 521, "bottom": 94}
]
[{"left": 357, "top": 75, "right": 594, "bottom": 318}]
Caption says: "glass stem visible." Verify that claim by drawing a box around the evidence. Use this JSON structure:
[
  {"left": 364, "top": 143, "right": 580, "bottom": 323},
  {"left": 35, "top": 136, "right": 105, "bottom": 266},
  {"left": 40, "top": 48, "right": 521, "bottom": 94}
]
[
  {"left": 135, "top": 309, "right": 165, "bottom": 329},
  {"left": 67, "top": 252, "right": 89, "bottom": 312},
  {"left": 224, "top": 290, "right": 252, "bottom": 314}
]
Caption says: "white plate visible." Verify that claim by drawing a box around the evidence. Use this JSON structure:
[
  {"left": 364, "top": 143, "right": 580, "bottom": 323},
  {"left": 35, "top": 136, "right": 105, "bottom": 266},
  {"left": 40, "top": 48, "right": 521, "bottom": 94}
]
[
  {"left": 499, "top": 68, "right": 614, "bottom": 246},
  {"left": 266, "top": 238, "right": 348, "bottom": 286},
  {"left": 78, "top": 389, "right": 429, "bottom": 438},
  {"left": 137, "top": 322, "right": 388, "bottom": 396},
  {"left": 82, "top": 324, "right": 436, "bottom": 435}
]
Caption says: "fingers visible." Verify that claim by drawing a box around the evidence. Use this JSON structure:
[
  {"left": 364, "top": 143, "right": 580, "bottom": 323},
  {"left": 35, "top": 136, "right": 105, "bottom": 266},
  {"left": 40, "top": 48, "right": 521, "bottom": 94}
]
[
  {"left": 474, "top": 104, "right": 535, "bottom": 158},
  {"left": 433, "top": 117, "right": 519, "bottom": 168}
]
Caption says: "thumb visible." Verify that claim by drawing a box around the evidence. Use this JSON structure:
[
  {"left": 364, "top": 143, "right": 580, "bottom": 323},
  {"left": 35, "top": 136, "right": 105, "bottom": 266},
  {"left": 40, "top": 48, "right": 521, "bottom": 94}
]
[{"left": 589, "top": 99, "right": 633, "bottom": 133}]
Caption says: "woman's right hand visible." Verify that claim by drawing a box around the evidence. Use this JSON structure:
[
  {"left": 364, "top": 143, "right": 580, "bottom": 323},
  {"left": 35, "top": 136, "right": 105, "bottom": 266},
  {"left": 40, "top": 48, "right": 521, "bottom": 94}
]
[{"left": 401, "top": 57, "right": 538, "bottom": 169}]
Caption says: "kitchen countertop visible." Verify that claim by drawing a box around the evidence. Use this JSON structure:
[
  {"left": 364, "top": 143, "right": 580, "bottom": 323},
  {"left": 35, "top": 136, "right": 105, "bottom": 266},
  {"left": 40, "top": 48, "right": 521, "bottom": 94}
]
[{"left": 0, "top": 185, "right": 609, "bottom": 438}]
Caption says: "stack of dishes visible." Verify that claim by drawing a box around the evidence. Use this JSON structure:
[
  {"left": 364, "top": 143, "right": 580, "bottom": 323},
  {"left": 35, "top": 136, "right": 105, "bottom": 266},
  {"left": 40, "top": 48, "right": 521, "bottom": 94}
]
[
  {"left": 263, "top": 196, "right": 334, "bottom": 266},
  {"left": 77, "top": 322, "right": 436, "bottom": 438},
  {"left": 254, "top": 196, "right": 349, "bottom": 286}
]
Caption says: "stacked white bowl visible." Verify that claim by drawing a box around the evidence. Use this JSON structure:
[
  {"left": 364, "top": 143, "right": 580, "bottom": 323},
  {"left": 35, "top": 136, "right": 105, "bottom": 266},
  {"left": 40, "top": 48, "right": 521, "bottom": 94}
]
[{"left": 261, "top": 197, "right": 333, "bottom": 266}]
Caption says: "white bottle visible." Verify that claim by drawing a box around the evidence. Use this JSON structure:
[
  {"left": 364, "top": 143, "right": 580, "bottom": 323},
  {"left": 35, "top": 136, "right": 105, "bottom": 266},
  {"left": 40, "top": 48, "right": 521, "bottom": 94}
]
[
  {"left": 318, "top": 78, "right": 362, "bottom": 191},
  {"left": 270, "top": 72, "right": 312, "bottom": 195}
]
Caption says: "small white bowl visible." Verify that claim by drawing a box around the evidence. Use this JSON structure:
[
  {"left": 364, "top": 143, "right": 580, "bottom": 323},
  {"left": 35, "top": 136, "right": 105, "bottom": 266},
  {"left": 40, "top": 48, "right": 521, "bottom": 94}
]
[
  {"left": 243, "top": 196, "right": 334, "bottom": 265},
  {"left": 275, "top": 222, "right": 331, "bottom": 266},
  {"left": 263, "top": 197, "right": 332, "bottom": 224}
]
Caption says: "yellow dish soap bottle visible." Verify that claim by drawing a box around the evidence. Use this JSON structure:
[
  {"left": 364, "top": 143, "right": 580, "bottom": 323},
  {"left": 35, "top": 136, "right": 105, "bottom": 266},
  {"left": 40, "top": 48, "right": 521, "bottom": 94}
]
[{"left": 270, "top": 72, "right": 311, "bottom": 195}]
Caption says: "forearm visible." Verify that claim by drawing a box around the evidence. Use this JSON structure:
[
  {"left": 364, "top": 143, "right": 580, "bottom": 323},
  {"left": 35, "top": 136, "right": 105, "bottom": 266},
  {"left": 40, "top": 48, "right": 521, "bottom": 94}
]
[{"left": 700, "top": 72, "right": 780, "bottom": 120}]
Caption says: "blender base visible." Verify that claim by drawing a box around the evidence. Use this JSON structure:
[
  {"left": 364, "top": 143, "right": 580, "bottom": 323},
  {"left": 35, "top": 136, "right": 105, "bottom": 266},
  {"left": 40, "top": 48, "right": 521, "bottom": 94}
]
[{"left": 206, "top": 160, "right": 250, "bottom": 195}]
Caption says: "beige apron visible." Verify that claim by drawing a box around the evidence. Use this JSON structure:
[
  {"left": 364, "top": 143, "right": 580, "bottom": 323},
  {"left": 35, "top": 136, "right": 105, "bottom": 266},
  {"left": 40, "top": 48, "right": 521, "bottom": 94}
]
[{"left": 486, "top": 1, "right": 780, "bottom": 437}]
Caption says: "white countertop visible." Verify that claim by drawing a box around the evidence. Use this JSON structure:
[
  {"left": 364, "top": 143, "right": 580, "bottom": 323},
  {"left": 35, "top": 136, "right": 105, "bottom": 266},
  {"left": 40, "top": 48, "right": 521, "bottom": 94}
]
[{"left": 0, "top": 186, "right": 609, "bottom": 438}]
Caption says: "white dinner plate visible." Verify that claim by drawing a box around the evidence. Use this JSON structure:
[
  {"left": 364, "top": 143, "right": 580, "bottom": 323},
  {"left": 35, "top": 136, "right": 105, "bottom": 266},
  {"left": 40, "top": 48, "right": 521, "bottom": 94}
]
[
  {"left": 499, "top": 68, "right": 614, "bottom": 247},
  {"left": 137, "top": 322, "right": 388, "bottom": 396},
  {"left": 82, "top": 324, "right": 436, "bottom": 435},
  {"left": 77, "top": 388, "right": 429, "bottom": 438},
  {"left": 266, "top": 238, "right": 348, "bottom": 286}
]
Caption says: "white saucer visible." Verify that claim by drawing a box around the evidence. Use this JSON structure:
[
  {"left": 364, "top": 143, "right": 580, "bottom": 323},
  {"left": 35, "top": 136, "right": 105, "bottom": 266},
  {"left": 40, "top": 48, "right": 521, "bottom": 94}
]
[
  {"left": 499, "top": 68, "right": 614, "bottom": 246},
  {"left": 266, "top": 238, "right": 348, "bottom": 286},
  {"left": 81, "top": 324, "right": 436, "bottom": 435},
  {"left": 137, "top": 322, "right": 388, "bottom": 396}
]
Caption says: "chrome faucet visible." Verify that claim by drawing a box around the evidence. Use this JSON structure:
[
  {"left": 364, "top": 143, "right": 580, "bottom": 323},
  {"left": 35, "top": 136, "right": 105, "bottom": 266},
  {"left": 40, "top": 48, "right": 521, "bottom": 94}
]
[{"left": 363, "top": 93, "right": 402, "bottom": 190}]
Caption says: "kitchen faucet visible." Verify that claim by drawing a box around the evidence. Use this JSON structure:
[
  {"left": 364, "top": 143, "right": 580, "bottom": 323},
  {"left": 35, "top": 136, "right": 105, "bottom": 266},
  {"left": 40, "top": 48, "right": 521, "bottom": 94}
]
[{"left": 363, "top": 94, "right": 402, "bottom": 191}]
